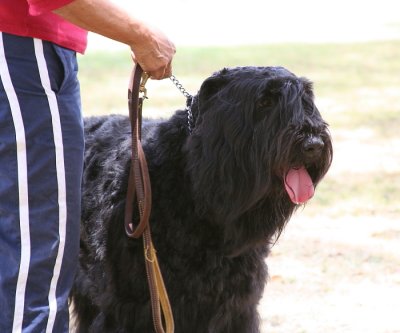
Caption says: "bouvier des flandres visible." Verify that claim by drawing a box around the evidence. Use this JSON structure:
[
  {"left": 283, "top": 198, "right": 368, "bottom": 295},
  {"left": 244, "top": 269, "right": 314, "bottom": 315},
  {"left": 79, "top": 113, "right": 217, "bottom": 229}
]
[{"left": 71, "top": 66, "right": 333, "bottom": 332}]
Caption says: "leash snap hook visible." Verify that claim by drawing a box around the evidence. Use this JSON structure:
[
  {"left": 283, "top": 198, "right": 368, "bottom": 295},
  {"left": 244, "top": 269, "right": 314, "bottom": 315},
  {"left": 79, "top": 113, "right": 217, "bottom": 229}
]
[{"left": 140, "top": 72, "right": 150, "bottom": 99}]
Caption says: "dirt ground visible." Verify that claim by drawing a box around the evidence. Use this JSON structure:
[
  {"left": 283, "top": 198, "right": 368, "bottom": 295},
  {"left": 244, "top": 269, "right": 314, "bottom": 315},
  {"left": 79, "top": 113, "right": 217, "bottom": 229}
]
[{"left": 259, "top": 215, "right": 400, "bottom": 333}]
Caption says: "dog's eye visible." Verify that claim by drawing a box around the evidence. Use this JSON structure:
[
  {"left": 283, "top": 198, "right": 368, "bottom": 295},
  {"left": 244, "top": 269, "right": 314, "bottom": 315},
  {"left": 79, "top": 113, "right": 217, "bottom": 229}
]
[
  {"left": 254, "top": 99, "right": 274, "bottom": 122},
  {"left": 256, "top": 99, "right": 274, "bottom": 109}
]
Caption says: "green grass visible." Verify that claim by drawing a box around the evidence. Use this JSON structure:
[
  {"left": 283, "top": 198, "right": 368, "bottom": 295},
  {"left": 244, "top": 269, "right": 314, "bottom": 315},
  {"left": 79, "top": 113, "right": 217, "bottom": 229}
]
[
  {"left": 309, "top": 172, "right": 400, "bottom": 218},
  {"left": 77, "top": 40, "right": 400, "bottom": 218}
]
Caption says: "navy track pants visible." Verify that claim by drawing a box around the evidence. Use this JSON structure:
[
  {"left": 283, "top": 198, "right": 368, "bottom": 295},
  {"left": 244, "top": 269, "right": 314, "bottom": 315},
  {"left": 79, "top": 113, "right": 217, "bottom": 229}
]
[{"left": 0, "top": 32, "right": 84, "bottom": 332}]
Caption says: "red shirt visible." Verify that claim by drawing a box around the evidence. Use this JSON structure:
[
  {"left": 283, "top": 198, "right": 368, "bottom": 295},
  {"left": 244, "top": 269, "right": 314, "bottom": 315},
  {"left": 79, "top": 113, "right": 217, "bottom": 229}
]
[{"left": 0, "top": 0, "right": 88, "bottom": 54}]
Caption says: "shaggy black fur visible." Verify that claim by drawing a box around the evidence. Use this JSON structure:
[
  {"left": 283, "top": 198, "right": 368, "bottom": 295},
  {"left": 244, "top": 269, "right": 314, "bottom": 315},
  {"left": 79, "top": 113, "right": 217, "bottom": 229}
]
[{"left": 71, "top": 66, "right": 333, "bottom": 332}]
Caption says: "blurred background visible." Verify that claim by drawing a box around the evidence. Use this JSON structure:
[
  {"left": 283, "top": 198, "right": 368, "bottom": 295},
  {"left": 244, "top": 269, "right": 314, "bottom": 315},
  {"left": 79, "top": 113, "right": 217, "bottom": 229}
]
[{"left": 78, "top": 1, "right": 400, "bottom": 332}]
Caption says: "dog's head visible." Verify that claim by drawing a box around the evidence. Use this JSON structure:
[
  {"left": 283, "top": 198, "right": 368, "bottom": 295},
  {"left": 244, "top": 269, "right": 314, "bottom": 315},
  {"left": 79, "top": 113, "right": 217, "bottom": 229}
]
[{"left": 184, "top": 66, "right": 332, "bottom": 236}]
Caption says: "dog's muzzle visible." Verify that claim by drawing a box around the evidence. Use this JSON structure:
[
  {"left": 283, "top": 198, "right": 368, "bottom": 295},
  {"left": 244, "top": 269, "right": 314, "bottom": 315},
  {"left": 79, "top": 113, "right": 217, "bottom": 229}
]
[{"left": 283, "top": 136, "right": 325, "bottom": 205}]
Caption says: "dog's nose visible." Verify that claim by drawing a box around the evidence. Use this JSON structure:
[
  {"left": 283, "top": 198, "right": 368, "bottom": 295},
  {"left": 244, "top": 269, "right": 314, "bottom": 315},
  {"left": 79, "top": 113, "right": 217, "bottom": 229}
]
[{"left": 302, "top": 137, "right": 324, "bottom": 158}]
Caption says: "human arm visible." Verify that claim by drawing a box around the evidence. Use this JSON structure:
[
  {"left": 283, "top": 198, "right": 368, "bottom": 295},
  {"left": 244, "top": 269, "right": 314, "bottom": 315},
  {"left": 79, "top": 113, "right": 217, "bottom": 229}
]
[{"left": 53, "top": 0, "right": 175, "bottom": 79}]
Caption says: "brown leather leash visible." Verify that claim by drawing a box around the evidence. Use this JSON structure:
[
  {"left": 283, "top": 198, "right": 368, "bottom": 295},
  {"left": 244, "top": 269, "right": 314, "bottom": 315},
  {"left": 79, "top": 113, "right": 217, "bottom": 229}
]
[{"left": 124, "top": 63, "right": 174, "bottom": 333}]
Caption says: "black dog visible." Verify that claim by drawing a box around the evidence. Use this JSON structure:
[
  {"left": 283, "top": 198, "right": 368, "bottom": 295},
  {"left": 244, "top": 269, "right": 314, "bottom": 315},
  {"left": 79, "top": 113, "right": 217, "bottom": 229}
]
[{"left": 71, "top": 66, "right": 333, "bottom": 332}]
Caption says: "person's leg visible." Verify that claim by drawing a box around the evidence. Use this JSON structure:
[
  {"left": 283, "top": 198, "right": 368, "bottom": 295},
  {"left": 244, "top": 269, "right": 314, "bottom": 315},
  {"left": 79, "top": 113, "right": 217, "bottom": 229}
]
[{"left": 0, "top": 32, "right": 84, "bottom": 332}]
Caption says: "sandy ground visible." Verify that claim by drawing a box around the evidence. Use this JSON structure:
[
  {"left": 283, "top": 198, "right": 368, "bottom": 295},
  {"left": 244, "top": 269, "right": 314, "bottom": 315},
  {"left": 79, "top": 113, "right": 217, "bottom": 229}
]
[{"left": 259, "top": 215, "right": 400, "bottom": 333}]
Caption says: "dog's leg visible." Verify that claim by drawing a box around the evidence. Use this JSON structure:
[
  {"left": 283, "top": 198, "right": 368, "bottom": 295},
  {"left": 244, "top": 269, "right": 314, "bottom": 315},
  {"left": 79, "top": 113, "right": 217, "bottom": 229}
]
[
  {"left": 208, "top": 305, "right": 260, "bottom": 333},
  {"left": 70, "top": 292, "right": 98, "bottom": 333}
]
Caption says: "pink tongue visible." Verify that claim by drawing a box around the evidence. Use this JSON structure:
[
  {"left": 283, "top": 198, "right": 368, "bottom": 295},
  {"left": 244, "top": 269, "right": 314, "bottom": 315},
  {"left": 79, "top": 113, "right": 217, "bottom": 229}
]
[{"left": 284, "top": 167, "right": 315, "bottom": 204}]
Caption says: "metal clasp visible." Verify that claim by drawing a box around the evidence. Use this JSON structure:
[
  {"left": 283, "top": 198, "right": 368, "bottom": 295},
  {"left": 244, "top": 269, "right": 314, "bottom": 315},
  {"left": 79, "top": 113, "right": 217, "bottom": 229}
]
[{"left": 140, "top": 72, "right": 150, "bottom": 99}]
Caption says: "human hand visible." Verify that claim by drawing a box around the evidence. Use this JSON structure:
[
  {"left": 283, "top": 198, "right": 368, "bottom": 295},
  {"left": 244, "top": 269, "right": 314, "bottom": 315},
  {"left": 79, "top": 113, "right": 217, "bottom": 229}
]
[{"left": 131, "top": 24, "right": 176, "bottom": 80}]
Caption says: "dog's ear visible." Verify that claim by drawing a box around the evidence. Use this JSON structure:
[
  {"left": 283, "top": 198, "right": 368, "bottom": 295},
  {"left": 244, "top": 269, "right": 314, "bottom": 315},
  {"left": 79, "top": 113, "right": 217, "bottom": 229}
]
[
  {"left": 257, "top": 77, "right": 287, "bottom": 102},
  {"left": 257, "top": 77, "right": 315, "bottom": 106},
  {"left": 198, "top": 69, "right": 229, "bottom": 102}
]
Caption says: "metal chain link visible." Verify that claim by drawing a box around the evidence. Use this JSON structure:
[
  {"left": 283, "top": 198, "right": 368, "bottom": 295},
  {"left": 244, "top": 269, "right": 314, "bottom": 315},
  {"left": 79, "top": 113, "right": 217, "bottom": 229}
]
[
  {"left": 169, "top": 75, "right": 192, "bottom": 99},
  {"left": 169, "top": 75, "right": 194, "bottom": 134}
]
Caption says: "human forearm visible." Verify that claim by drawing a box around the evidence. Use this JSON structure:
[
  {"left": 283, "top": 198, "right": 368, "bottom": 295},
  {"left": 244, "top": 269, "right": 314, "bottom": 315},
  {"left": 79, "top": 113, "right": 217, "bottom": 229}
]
[
  {"left": 54, "top": 0, "right": 146, "bottom": 48},
  {"left": 54, "top": 0, "right": 175, "bottom": 79}
]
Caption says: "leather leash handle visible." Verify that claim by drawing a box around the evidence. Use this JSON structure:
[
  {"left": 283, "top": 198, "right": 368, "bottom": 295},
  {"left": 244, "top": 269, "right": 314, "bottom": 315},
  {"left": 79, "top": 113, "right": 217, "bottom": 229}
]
[
  {"left": 125, "top": 64, "right": 151, "bottom": 238},
  {"left": 124, "top": 63, "right": 174, "bottom": 333}
]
